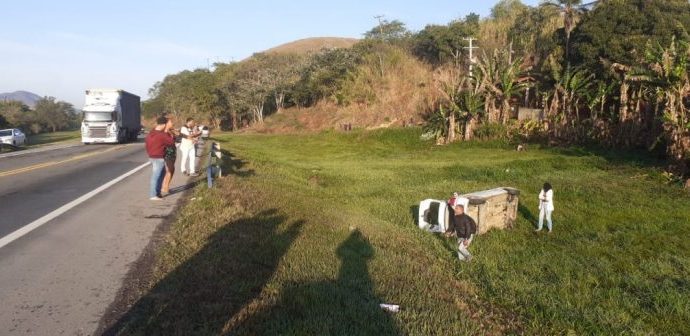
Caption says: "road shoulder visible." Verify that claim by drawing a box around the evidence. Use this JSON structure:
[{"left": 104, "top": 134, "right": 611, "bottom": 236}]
[{"left": 95, "top": 178, "right": 199, "bottom": 335}]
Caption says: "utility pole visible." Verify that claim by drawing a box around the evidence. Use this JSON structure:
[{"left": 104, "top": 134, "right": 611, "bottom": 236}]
[
  {"left": 463, "top": 37, "right": 478, "bottom": 74},
  {"left": 508, "top": 40, "right": 515, "bottom": 64},
  {"left": 374, "top": 15, "right": 386, "bottom": 76}
]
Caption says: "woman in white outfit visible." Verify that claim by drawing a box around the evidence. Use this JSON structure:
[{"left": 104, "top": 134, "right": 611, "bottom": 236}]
[
  {"left": 537, "top": 182, "right": 554, "bottom": 232},
  {"left": 180, "top": 118, "right": 201, "bottom": 176}
]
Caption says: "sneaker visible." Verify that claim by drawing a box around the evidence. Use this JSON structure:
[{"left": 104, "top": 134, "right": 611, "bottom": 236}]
[{"left": 150, "top": 196, "right": 163, "bottom": 201}]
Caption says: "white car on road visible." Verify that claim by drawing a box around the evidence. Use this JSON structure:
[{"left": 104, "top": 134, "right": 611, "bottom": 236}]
[{"left": 0, "top": 128, "right": 26, "bottom": 146}]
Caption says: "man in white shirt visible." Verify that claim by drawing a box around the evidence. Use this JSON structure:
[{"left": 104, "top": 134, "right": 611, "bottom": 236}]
[{"left": 180, "top": 118, "right": 201, "bottom": 176}]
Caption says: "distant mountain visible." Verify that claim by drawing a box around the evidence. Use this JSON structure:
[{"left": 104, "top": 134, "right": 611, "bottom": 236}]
[
  {"left": 0, "top": 91, "right": 42, "bottom": 108},
  {"left": 263, "top": 37, "right": 358, "bottom": 55}
]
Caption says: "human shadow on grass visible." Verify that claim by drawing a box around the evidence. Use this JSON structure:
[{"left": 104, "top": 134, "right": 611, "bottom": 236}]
[
  {"left": 518, "top": 203, "right": 538, "bottom": 230},
  {"left": 102, "top": 209, "right": 303, "bottom": 336},
  {"left": 230, "top": 230, "right": 400, "bottom": 335},
  {"left": 219, "top": 149, "right": 255, "bottom": 178}
]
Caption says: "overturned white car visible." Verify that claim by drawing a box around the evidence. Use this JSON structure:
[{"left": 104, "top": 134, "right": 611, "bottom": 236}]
[{"left": 418, "top": 187, "right": 520, "bottom": 235}]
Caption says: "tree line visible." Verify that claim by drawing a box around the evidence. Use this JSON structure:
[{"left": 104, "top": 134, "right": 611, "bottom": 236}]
[
  {"left": 144, "top": 0, "right": 690, "bottom": 177},
  {"left": 0, "top": 97, "right": 79, "bottom": 134}
]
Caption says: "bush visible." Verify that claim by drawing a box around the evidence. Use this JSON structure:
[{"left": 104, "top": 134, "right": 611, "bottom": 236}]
[
  {"left": 473, "top": 122, "right": 510, "bottom": 141},
  {"left": 508, "top": 120, "right": 549, "bottom": 144}
]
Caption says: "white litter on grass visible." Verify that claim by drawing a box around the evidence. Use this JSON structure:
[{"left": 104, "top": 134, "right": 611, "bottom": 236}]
[{"left": 379, "top": 304, "right": 400, "bottom": 313}]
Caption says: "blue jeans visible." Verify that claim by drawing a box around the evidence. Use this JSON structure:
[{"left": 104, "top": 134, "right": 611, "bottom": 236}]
[{"left": 149, "top": 158, "right": 165, "bottom": 198}]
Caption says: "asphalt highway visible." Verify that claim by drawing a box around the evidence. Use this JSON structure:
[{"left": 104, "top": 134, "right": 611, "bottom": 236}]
[{"left": 0, "top": 140, "right": 193, "bottom": 335}]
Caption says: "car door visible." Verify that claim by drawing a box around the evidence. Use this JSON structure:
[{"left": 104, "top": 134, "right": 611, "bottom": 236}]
[{"left": 14, "top": 129, "right": 25, "bottom": 145}]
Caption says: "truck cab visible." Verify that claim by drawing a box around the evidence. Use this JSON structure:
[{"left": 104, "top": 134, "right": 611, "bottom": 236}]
[{"left": 81, "top": 89, "right": 140, "bottom": 144}]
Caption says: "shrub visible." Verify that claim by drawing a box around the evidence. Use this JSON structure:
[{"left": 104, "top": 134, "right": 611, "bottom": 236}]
[{"left": 474, "top": 122, "right": 510, "bottom": 141}]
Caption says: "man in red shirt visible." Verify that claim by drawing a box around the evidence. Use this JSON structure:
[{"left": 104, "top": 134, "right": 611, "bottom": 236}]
[{"left": 145, "top": 116, "right": 175, "bottom": 200}]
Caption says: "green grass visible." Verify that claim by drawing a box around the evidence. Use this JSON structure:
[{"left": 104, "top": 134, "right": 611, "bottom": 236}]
[
  {"left": 110, "top": 128, "right": 690, "bottom": 335},
  {"left": 27, "top": 130, "right": 80, "bottom": 147}
]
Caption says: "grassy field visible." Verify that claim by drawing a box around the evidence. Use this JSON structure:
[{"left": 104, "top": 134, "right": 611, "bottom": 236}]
[
  {"left": 109, "top": 128, "right": 690, "bottom": 335},
  {"left": 28, "top": 130, "right": 80, "bottom": 147}
]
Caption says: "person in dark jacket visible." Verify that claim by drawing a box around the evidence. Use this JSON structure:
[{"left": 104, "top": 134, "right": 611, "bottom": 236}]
[{"left": 445, "top": 204, "right": 477, "bottom": 261}]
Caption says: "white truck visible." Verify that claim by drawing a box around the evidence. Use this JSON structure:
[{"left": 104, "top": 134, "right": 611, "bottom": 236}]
[{"left": 81, "top": 89, "right": 141, "bottom": 144}]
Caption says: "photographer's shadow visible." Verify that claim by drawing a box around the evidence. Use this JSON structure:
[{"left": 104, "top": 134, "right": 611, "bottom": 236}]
[{"left": 231, "top": 229, "right": 400, "bottom": 335}]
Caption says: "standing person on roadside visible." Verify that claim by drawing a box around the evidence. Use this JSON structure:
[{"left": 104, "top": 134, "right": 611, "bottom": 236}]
[
  {"left": 536, "top": 182, "right": 555, "bottom": 232},
  {"left": 161, "top": 116, "right": 179, "bottom": 196},
  {"left": 180, "top": 117, "right": 201, "bottom": 176},
  {"left": 445, "top": 204, "right": 477, "bottom": 262},
  {"left": 145, "top": 116, "right": 174, "bottom": 200}
]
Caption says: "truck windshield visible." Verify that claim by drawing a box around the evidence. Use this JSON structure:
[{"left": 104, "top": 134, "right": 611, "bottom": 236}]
[
  {"left": 84, "top": 111, "right": 113, "bottom": 122},
  {"left": 0, "top": 130, "right": 12, "bottom": 136}
]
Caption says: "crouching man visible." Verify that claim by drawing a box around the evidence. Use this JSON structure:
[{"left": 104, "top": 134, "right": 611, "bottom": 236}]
[{"left": 445, "top": 203, "right": 477, "bottom": 261}]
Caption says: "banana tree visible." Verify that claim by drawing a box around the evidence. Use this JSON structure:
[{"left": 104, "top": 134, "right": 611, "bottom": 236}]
[
  {"left": 476, "top": 50, "right": 527, "bottom": 124},
  {"left": 548, "top": 64, "right": 594, "bottom": 138},
  {"left": 585, "top": 80, "right": 615, "bottom": 122},
  {"left": 614, "top": 38, "right": 690, "bottom": 174},
  {"left": 635, "top": 39, "right": 690, "bottom": 174},
  {"left": 432, "top": 65, "right": 462, "bottom": 143},
  {"left": 458, "top": 77, "right": 485, "bottom": 141},
  {"left": 423, "top": 106, "right": 449, "bottom": 144}
]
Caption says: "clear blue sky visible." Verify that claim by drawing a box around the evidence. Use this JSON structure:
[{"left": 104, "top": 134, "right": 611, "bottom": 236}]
[{"left": 0, "top": 0, "right": 540, "bottom": 107}]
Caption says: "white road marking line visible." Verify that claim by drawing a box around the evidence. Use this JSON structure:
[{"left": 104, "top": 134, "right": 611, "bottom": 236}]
[{"left": 0, "top": 161, "right": 151, "bottom": 249}]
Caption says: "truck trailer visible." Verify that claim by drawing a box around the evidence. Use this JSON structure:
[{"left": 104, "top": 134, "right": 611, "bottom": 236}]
[{"left": 81, "top": 89, "right": 141, "bottom": 144}]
